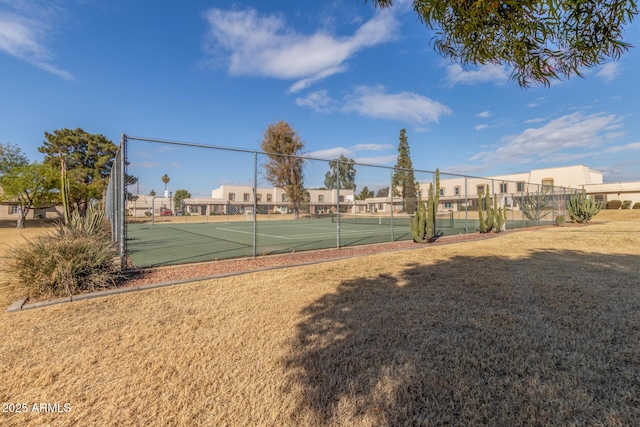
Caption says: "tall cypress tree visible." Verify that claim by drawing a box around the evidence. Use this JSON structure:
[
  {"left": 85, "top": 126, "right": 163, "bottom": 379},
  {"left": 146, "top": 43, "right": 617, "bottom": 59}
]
[{"left": 392, "top": 129, "right": 417, "bottom": 214}]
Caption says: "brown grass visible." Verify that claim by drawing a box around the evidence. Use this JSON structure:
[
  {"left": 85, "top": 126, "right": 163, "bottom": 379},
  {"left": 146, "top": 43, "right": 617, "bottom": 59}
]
[{"left": 0, "top": 215, "right": 639, "bottom": 425}]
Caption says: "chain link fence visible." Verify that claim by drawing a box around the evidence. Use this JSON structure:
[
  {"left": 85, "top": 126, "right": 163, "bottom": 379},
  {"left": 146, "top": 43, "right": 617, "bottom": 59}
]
[{"left": 105, "top": 135, "right": 579, "bottom": 268}]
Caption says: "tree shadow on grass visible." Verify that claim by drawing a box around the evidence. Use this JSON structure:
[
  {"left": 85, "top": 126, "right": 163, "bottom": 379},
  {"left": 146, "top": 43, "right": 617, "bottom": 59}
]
[{"left": 281, "top": 250, "right": 640, "bottom": 426}]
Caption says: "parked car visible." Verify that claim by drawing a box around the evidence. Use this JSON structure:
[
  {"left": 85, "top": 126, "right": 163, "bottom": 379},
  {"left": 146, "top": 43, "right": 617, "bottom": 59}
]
[{"left": 160, "top": 209, "right": 173, "bottom": 216}]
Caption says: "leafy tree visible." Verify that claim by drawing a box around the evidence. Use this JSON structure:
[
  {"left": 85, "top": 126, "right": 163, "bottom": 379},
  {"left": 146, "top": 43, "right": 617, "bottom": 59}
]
[
  {"left": 376, "top": 187, "right": 390, "bottom": 197},
  {"left": 0, "top": 162, "right": 58, "bottom": 228},
  {"left": 173, "top": 189, "right": 191, "bottom": 211},
  {"left": 260, "top": 121, "right": 306, "bottom": 219},
  {"left": 149, "top": 189, "right": 156, "bottom": 196},
  {"left": 161, "top": 174, "right": 170, "bottom": 193},
  {"left": 324, "top": 154, "right": 357, "bottom": 191},
  {"left": 38, "top": 128, "right": 117, "bottom": 215},
  {"left": 125, "top": 173, "right": 139, "bottom": 202},
  {"left": 365, "top": 0, "right": 638, "bottom": 87},
  {"left": 0, "top": 142, "right": 28, "bottom": 175},
  {"left": 392, "top": 129, "right": 418, "bottom": 214},
  {"left": 356, "top": 186, "right": 374, "bottom": 200}
]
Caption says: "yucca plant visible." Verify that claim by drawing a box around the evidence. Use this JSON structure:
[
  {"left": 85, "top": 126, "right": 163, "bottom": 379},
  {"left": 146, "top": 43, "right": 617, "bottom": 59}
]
[
  {"left": 7, "top": 225, "right": 121, "bottom": 298},
  {"left": 5, "top": 152, "right": 122, "bottom": 299}
]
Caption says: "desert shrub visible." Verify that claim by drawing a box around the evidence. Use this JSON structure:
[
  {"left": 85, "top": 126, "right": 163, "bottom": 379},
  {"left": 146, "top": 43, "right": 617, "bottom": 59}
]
[
  {"left": 606, "top": 200, "right": 622, "bottom": 209},
  {"left": 633, "top": 202, "right": 640, "bottom": 209},
  {"left": 621, "top": 200, "right": 632, "bottom": 209},
  {"left": 555, "top": 216, "right": 566, "bottom": 226},
  {"left": 6, "top": 224, "right": 122, "bottom": 299}
]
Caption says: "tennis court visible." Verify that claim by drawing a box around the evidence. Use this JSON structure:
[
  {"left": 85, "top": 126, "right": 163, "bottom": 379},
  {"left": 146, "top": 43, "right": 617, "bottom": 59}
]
[
  {"left": 125, "top": 212, "right": 553, "bottom": 267},
  {"left": 126, "top": 214, "right": 455, "bottom": 267}
]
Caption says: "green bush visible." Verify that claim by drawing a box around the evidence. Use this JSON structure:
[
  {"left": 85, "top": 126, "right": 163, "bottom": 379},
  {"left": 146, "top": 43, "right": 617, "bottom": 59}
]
[
  {"left": 555, "top": 216, "right": 566, "bottom": 226},
  {"left": 621, "top": 200, "right": 632, "bottom": 209},
  {"left": 606, "top": 200, "right": 622, "bottom": 209},
  {"left": 633, "top": 202, "right": 640, "bottom": 210},
  {"left": 6, "top": 224, "right": 122, "bottom": 299}
]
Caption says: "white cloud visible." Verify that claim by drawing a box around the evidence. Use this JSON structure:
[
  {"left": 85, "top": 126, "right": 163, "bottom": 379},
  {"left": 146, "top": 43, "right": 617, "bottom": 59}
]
[
  {"left": 524, "top": 117, "right": 546, "bottom": 124},
  {"left": 601, "top": 141, "right": 640, "bottom": 153},
  {"left": 475, "top": 124, "right": 489, "bottom": 131},
  {"left": 353, "top": 155, "right": 397, "bottom": 165},
  {"left": 0, "top": 3, "right": 74, "bottom": 80},
  {"left": 306, "top": 147, "right": 351, "bottom": 159},
  {"left": 295, "top": 90, "right": 337, "bottom": 113},
  {"left": 203, "top": 7, "right": 398, "bottom": 91},
  {"left": 306, "top": 142, "right": 395, "bottom": 161},
  {"left": 288, "top": 66, "right": 347, "bottom": 93},
  {"left": 476, "top": 111, "right": 491, "bottom": 118},
  {"left": 470, "top": 112, "right": 624, "bottom": 166},
  {"left": 596, "top": 62, "right": 620, "bottom": 83},
  {"left": 445, "top": 64, "right": 509, "bottom": 87},
  {"left": 342, "top": 85, "right": 451, "bottom": 124},
  {"left": 351, "top": 143, "right": 393, "bottom": 151}
]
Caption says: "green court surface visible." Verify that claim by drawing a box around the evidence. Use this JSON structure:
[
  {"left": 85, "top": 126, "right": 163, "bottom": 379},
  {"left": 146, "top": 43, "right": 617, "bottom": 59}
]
[{"left": 125, "top": 216, "right": 551, "bottom": 268}]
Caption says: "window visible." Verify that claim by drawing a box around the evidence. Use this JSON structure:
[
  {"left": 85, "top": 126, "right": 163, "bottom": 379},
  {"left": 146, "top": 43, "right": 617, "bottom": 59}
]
[
  {"left": 228, "top": 193, "right": 235, "bottom": 201},
  {"left": 339, "top": 195, "right": 344, "bottom": 202},
  {"left": 282, "top": 194, "right": 288, "bottom": 202},
  {"left": 444, "top": 201, "right": 453, "bottom": 209},
  {"left": 266, "top": 194, "right": 272, "bottom": 202},
  {"left": 500, "top": 183, "right": 508, "bottom": 193},
  {"left": 10, "top": 205, "right": 18, "bottom": 214},
  {"left": 318, "top": 195, "right": 324, "bottom": 202},
  {"left": 243, "top": 193, "right": 250, "bottom": 202},
  {"left": 256, "top": 194, "right": 262, "bottom": 202},
  {"left": 439, "top": 188, "right": 444, "bottom": 196},
  {"left": 477, "top": 185, "right": 485, "bottom": 195},
  {"left": 517, "top": 182, "right": 525, "bottom": 192},
  {"left": 378, "top": 203, "right": 384, "bottom": 210},
  {"left": 454, "top": 187, "right": 460, "bottom": 196},
  {"left": 542, "top": 178, "right": 554, "bottom": 188}
]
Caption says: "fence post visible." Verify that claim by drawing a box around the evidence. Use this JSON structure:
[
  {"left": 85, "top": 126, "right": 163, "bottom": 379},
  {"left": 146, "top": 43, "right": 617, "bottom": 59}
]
[
  {"left": 390, "top": 168, "right": 394, "bottom": 242},
  {"left": 521, "top": 191, "right": 525, "bottom": 228},
  {"left": 536, "top": 185, "right": 541, "bottom": 226},
  {"left": 336, "top": 158, "right": 340, "bottom": 248},
  {"left": 119, "top": 134, "right": 127, "bottom": 269},
  {"left": 464, "top": 176, "right": 468, "bottom": 233},
  {"left": 253, "top": 152, "right": 257, "bottom": 258}
]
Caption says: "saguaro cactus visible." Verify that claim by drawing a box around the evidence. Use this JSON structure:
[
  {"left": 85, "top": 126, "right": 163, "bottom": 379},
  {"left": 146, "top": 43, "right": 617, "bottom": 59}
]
[
  {"left": 410, "top": 197, "right": 428, "bottom": 242},
  {"left": 478, "top": 185, "right": 507, "bottom": 233},
  {"left": 409, "top": 169, "right": 441, "bottom": 243},
  {"left": 567, "top": 186, "right": 603, "bottom": 223},
  {"left": 426, "top": 169, "right": 440, "bottom": 240},
  {"left": 478, "top": 185, "right": 494, "bottom": 233},
  {"left": 493, "top": 198, "right": 507, "bottom": 232}
]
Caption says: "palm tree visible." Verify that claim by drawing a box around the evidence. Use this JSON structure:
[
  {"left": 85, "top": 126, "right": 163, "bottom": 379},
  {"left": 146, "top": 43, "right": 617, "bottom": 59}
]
[{"left": 161, "top": 174, "right": 170, "bottom": 193}]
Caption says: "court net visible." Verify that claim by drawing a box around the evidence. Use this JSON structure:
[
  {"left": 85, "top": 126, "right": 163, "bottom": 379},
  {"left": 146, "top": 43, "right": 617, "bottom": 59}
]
[{"left": 331, "top": 212, "right": 454, "bottom": 228}]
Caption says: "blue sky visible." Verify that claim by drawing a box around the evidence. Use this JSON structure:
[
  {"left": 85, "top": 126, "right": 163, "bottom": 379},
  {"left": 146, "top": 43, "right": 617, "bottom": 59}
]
[{"left": 2, "top": 0, "right": 640, "bottom": 192}]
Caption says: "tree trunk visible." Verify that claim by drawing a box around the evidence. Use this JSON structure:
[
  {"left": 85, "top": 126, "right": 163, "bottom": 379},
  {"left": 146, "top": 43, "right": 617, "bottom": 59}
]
[{"left": 16, "top": 207, "right": 28, "bottom": 229}]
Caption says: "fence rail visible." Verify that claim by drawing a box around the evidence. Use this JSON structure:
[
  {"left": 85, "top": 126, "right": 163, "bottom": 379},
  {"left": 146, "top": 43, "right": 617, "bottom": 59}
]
[{"left": 105, "top": 135, "right": 579, "bottom": 268}]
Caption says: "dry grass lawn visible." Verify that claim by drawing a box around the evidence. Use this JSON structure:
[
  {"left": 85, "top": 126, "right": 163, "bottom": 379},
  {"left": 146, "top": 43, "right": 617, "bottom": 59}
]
[{"left": 0, "top": 214, "right": 639, "bottom": 425}]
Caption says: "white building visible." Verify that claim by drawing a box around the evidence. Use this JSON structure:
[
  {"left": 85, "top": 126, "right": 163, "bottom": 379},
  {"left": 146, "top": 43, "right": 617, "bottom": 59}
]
[
  {"left": 124, "top": 165, "right": 640, "bottom": 217},
  {"left": 432, "top": 165, "right": 604, "bottom": 211}
]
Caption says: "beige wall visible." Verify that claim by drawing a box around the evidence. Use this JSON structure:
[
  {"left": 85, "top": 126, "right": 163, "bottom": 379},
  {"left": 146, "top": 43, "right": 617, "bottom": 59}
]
[{"left": 0, "top": 203, "right": 64, "bottom": 220}]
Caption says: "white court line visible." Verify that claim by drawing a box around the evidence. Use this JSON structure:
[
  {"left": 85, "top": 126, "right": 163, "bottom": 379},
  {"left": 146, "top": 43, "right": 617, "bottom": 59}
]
[
  {"left": 215, "top": 227, "right": 290, "bottom": 239},
  {"left": 216, "top": 226, "right": 400, "bottom": 240}
]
